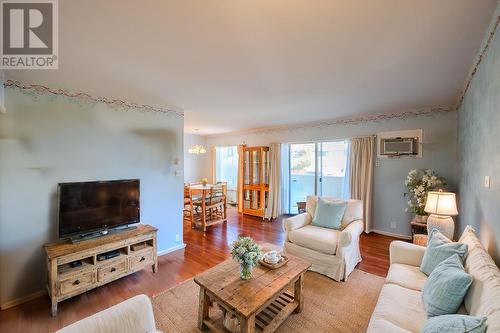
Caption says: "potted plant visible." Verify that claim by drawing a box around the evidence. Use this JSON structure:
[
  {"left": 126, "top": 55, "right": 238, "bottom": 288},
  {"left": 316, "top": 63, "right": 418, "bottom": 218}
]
[
  {"left": 230, "top": 236, "right": 262, "bottom": 280},
  {"left": 200, "top": 177, "right": 209, "bottom": 186},
  {"left": 404, "top": 169, "right": 446, "bottom": 222}
]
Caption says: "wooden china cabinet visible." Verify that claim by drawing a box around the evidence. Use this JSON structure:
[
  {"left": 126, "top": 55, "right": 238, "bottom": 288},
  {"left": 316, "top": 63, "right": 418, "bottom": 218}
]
[{"left": 238, "top": 145, "right": 270, "bottom": 217}]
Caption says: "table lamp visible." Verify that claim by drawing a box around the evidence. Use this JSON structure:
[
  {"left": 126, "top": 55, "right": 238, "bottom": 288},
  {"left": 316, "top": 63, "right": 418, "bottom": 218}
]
[{"left": 424, "top": 190, "right": 458, "bottom": 240}]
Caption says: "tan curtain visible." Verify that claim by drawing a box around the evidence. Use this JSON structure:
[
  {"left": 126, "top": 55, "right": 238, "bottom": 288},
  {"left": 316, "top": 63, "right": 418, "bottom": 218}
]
[
  {"left": 237, "top": 145, "right": 245, "bottom": 213},
  {"left": 264, "top": 143, "right": 281, "bottom": 220},
  {"left": 350, "top": 137, "right": 375, "bottom": 232},
  {"left": 210, "top": 146, "right": 216, "bottom": 183}
]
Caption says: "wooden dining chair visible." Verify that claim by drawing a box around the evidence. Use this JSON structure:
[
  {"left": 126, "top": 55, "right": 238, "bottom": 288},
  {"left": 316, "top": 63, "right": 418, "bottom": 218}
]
[
  {"left": 216, "top": 181, "right": 228, "bottom": 197},
  {"left": 192, "top": 184, "right": 227, "bottom": 232},
  {"left": 207, "top": 184, "right": 226, "bottom": 221},
  {"left": 183, "top": 184, "right": 194, "bottom": 225}
]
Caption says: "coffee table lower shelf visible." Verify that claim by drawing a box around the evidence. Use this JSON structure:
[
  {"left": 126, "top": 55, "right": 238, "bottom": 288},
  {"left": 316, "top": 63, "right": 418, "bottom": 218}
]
[{"left": 203, "top": 292, "right": 298, "bottom": 333}]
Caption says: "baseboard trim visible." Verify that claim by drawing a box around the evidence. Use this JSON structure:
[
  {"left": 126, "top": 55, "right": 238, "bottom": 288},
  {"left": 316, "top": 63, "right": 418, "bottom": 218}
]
[
  {"left": 158, "top": 243, "right": 186, "bottom": 256},
  {"left": 370, "top": 229, "right": 412, "bottom": 240},
  {"left": 1, "top": 290, "right": 47, "bottom": 311}
]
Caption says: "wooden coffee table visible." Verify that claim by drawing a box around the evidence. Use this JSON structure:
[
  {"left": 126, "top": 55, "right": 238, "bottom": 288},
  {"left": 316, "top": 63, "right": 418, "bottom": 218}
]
[{"left": 194, "top": 252, "right": 310, "bottom": 333}]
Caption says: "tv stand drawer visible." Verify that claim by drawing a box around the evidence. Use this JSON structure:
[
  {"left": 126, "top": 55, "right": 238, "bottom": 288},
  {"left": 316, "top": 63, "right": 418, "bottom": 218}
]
[
  {"left": 59, "top": 270, "right": 95, "bottom": 297},
  {"left": 97, "top": 257, "right": 127, "bottom": 283},
  {"left": 129, "top": 249, "right": 154, "bottom": 271}
]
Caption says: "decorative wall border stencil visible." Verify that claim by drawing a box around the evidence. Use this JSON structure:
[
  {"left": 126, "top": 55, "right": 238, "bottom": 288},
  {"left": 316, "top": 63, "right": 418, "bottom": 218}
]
[
  {"left": 455, "top": 14, "right": 500, "bottom": 110},
  {"left": 4, "top": 80, "right": 183, "bottom": 117},
  {"left": 208, "top": 106, "right": 454, "bottom": 137}
]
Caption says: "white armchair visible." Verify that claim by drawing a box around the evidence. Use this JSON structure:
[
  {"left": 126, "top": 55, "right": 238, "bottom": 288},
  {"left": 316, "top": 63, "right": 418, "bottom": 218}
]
[{"left": 284, "top": 196, "right": 364, "bottom": 281}]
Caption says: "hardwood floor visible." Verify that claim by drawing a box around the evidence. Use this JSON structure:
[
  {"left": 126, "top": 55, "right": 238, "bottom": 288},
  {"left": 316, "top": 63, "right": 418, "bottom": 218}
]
[{"left": 0, "top": 208, "right": 400, "bottom": 332}]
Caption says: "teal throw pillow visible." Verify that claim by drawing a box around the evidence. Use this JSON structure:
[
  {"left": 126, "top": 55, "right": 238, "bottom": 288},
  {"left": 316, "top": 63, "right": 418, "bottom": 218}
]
[
  {"left": 420, "top": 228, "right": 468, "bottom": 275},
  {"left": 311, "top": 198, "right": 347, "bottom": 230},
  {"left": 422, "top": 254, "right": 472, "bottom": 318},
  {"left": 422, "top": 315, "right": 486, "bottom": 333}
]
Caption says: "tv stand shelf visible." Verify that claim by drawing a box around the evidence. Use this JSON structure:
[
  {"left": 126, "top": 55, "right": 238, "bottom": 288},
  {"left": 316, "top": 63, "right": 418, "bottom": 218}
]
[{"left": 44, "top": 224, "right": 158, "bottom": 316}]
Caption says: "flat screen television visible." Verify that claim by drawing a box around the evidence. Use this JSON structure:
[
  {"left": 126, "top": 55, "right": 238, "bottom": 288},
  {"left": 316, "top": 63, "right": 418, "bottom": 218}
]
[{"left": 58, "top": 179, "right": 140, "bottom": 239}]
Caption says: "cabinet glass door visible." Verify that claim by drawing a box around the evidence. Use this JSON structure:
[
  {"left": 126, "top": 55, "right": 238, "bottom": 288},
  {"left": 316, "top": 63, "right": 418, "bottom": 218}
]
[
  {"left": 244, "top": 150, "right": 250, "bottom": 185},
  {"left": 262, "top": 149, "right": 269, "bottom": 185},
  {"left": 251, "top": 150, "right": 260, "bottom": 184}
]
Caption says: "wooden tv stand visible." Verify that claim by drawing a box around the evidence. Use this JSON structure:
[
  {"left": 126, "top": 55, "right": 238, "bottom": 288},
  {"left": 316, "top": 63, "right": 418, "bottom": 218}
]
[{"left": 44, "top": 224, "right": 158, "bottom": 316}]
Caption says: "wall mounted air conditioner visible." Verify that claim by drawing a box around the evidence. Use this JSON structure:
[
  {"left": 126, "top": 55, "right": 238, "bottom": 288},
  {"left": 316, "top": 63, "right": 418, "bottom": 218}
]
[
  {"left": 377, "top": 129, "right": 423, "bottom": 159},
  {"left": 380, "top": 137, "right": 418, "bottom": 156}
]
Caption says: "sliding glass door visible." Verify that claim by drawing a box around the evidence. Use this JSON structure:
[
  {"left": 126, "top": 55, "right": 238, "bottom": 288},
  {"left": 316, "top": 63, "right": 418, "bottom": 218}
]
[
  {"left": 289, "top": 143, "right": 316, "bottom": 213},
  {"left": 318, "top": 141, "right": 348, "bottom": 198},
  {"left": 289, "top": 141, "right": 348, "bottom": 213}
]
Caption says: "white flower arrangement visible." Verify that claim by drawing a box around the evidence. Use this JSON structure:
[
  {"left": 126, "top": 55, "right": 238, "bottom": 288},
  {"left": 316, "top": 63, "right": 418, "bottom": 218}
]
[
  {"left": 404, "top": 169, "right": 446, "bottom": 215},
  {"left": 230, "top": 236, "right": 262, "bottom": 279},
  {"left": 231, "top": 236, "right": 261, "bottom": 267}
]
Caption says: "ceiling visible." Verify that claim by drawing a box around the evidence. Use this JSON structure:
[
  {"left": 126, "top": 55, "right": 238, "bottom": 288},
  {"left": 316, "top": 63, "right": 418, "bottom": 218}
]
[{"left": 5, "top": 0, "right": 498, "bottom": 134}]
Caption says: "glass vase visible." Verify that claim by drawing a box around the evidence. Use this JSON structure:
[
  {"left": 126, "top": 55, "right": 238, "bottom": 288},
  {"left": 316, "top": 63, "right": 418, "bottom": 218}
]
[{"left": 239, "top": 263, "right": 253, "bottom": 280}]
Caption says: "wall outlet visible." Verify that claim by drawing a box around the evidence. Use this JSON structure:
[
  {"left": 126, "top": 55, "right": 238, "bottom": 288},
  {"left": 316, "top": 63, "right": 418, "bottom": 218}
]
[
  {"left": 484, "top": 176, "right": 491, "bottom": 188},
  {"left": 390, "top": 222, "right": 396, "bottom": 229},
  {"left": 175, "top": 234, "right": 180, "bottom": 242}
]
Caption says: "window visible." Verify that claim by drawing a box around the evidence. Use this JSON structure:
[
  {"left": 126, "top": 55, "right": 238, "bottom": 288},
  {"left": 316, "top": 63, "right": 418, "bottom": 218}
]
[
  {"left": 288, "top": 141, "right": 349, "bottom": 213},
  {"left": 215, "top": 146, "right": 238, "bottom": 203}
]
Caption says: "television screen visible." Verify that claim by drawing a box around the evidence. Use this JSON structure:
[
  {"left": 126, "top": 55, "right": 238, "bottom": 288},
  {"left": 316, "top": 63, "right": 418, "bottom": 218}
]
[{"left": 58, "top": 179, "right": 140, "bottom": 239}]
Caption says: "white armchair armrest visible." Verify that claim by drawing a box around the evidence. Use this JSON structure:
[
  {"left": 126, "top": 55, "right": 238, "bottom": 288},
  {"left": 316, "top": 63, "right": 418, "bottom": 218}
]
[
  {"left": 283, "top": 213, "right": 311, "bottom": 233},
  {"left": 56, "top": 294, "right": 158, "bottom": 333},
  {"left": 339, "top": 220, "right": 364, "bottom": 248},
  {"left": 390, "top": 241, "right": 426, "bottom": 267}
]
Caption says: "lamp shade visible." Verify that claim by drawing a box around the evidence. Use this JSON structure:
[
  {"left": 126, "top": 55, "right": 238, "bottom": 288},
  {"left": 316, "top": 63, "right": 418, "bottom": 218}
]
[{"left": 424, "top": 191, "right": 458, "bottom": 216}]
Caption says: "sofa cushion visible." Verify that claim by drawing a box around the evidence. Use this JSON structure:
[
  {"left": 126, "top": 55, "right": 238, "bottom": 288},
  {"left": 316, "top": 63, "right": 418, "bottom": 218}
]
[
  {"left": 420, "top": 228, "right": 468, "bottom": 275},
  {"left": 306, "top": 196, "right": 363, "bottom": 228},
  {"left": 311, "top": 198, "right": 346, "bottom": 229},
  {"left": 386, "top": 263, "right": 428, "bottom": 291},
  {"left": 367, "top": 283, "right": 427, "bottom": 333},
  {"left": 288, "top": 225, "right": 339, "bottom": 255},
  {"left": 421, "top": 315, "right": 486, "bottom": 333},
  {"left": 422, "top": 254, "right": 472, "bottom": 318},
  {"left": 459, "top": 226, "right": 500, "bottom": 332}
]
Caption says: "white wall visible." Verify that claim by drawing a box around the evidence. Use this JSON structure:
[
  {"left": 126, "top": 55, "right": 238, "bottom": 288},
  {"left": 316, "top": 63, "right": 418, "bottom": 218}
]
[
  {"left": 206, "top": 111, "right": 458, "bottom": 237},
  {"left": 183, "top": 134, "right": 210, "bottom": 183},
  {"left": 0, "top": 88, "right": 184, "bottom": 306}
]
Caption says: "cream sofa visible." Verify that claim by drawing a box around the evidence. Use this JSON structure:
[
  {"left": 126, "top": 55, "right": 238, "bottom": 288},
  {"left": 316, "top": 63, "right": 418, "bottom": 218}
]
[
  {"left": 284, "top": 196, "right": 364, "bottom": 281},
  {"left": 56, "top": 294, "right": 160, "bottom": 333},
  {"left": 367, "top": 226, "right": 500, "bottom": 332}
]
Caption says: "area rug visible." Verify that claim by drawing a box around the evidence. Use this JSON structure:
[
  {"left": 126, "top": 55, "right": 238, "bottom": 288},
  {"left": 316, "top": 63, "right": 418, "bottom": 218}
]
[{"left": 151, "top": 269, "right": 384, "bottom": 333}]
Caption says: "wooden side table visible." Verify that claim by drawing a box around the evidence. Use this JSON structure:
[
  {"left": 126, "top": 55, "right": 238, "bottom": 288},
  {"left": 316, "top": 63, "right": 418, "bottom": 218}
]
[
  {"left": 413, "top": 234, "right": 428, "bottom": 246},
  {"left": 296, "top": 201, "right": 306, "bottom": 214},
  {"left": 410, "top": 218, "right": 428, "bottom": 245}
]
